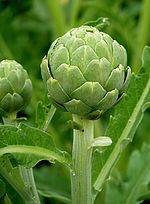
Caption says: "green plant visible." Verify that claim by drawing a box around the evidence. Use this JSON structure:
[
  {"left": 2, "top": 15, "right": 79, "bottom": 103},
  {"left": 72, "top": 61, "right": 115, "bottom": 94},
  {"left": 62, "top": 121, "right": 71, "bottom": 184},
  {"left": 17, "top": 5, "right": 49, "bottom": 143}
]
[
  {"left": 41, "top": 25, "right": 131, "bottom": 203},
  {"left": 0, "top": 60, "right": 32, "bottom": 119},
  {"left": 41, "top": 25, "right": 131, "bottom": 120},
  {"left": 0, "top": 1, "right": 150, "bottom": 203}
]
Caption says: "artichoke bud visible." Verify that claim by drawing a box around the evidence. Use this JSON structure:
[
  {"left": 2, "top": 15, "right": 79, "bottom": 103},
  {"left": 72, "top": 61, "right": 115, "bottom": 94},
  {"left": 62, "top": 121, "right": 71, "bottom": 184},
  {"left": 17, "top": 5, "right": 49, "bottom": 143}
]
[
  {"left": 0, "top": 60, "right": 32, "bottom": 117},
  {"left": 41, "top": 26, "right": 131, "bottom": 119}
]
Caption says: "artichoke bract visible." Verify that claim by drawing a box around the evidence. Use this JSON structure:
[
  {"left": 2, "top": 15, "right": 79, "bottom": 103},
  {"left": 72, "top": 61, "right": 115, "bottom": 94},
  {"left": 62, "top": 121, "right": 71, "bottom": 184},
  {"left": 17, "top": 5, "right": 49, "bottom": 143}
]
[
  {"left": 0, "top": 60, "right": 32, "bottom": 117},
  {"left": 41, "top": 26, "right": 131, "bottom": 119}
]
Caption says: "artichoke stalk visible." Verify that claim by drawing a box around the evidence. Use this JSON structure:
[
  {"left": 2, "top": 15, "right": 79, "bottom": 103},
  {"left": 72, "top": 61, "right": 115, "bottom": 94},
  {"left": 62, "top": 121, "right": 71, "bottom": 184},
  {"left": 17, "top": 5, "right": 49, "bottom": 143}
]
[
  {"left": 0, "top": 60, "right": 32, "bottom": 118},
  {"left": 41, "top": 25, "right": 131, "bottom": 204},
  {"left": 41, "top": 25, "right": 131, "bottom": 120},
  {"left": 0, "top": 60, "right": 41, "bottom": 204}
]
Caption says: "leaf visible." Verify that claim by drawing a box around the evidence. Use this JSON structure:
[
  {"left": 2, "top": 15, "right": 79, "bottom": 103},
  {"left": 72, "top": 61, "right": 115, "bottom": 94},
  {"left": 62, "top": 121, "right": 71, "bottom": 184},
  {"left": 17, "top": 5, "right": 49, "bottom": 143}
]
[
  {"left": 39, "top": 191, "right": 71, "bottom": 204},
  {"left": 93, "top": 46, "right": 150, "bottom": 194},
  {"left": 84, "top": 17, "right": 110, "bottom": 31},
  {"left": 0, "top": 123, "right": 71, "bottom": 168},
  {"left": 0, "top": 156, "right": 33, "bottom": 203},
  {"left": 92, "top": 149, "right": 105, "bottom": 184},
  {"left": 34, "top": 164, "right": 71, "bottom": 204},
  {"left": 35, "top": 101, "right": 49, "bottom": 129},
  {"left": 91, "top": 137, "right": 112, "bottom": 147},
  {"left": 0, "top": 178, "right": 6, "bottom": 198},
  {"left": 3, "top": 194, "right": 13, "bottom": 204},
  {"left": 35, "top": 100, "right": 56, "bottom": 132},
  {"left": 105, "top": 143, "right": 150, "bottom": 204}
]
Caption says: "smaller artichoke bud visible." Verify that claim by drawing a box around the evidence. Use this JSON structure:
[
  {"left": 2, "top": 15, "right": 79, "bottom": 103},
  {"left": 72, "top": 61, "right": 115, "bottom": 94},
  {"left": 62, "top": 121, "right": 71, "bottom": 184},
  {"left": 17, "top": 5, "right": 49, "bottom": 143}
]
[
  {"left": 0, "top": 60, "right": 32, "bottom": 117},
  {"left": 41, "top": 26, "right": 131, "bottom": 119}
]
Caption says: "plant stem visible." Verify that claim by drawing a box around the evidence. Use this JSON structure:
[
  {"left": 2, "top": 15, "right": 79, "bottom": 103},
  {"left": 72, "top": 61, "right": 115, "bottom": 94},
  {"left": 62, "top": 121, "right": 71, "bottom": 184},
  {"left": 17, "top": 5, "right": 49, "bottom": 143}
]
[
  {"left": 0, "top": 34, "right": 14, "bottom": 59},
  {"left": 47, "top": 0, "right": 66, "bottom": 36},
  {"left": 0, "top": 158, "right": 34, "bottom": 203},
  {"left": 131, "top": 0, "right": 150, "bottom": 72},
  {"left": 71, "top": 114, "right": 94, "bottom": 204},
  {"left": 19, "top": 166, "right": 41, "bottom": 204},
  {"left": 69, "top": 0, "right": 81, "bottom": 27}
]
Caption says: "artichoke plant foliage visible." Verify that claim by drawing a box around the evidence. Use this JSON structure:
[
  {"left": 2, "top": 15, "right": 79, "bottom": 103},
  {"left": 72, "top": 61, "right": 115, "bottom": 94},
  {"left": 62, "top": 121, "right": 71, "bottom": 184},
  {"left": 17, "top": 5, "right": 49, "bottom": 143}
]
[
  {"left": 41, "top": 26, "right": 131, "bottom": 119},
  {"left": 0, "top": 60, "right": 32, "bottom": 117}
]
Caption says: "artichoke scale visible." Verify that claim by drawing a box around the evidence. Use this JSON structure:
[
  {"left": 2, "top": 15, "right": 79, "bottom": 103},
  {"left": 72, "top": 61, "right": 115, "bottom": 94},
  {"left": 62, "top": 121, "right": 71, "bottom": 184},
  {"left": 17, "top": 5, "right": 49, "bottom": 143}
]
[
  {"left": 71, "top": 45, "right": 98, "bottom": 73},
  {"left": 50, "top": 44, "right": 70, "bottom": 73},
  {"left": 53, "top": 64, "right": 86, "bottom": 95},
  {"left": 95, "top": 39, "right": 111, "bottom": 61},
  {"left": 84, "top": 58, "right": 112, "bottom": 87},
  {"left": 0, "top": 78, "right": 13, "bottom": 101},
  {"left": 97, "top": 89, "right": 119, "bottom": 111},
  {"left": 47, "top": 77, "right": 70, "bottom": 104},
  {"left": 71, "top": 81, "right": 106, "bottom": 107},
  {"left": 105, "top": 65, "right": 125, "bottom": 91},
  {"left": 40, "top": 56, "right": 51, "bottom": 86},
  {"left": 112, "top": 40, "right": 127, "bottom": 68},
  {"left": 20, "top": 79, "right": 32, "bottom": 104},
  {"left": 65, "top": 37, "right": 85, "bottom": 54},
  {"left": 64, "top": 99, "right": 92, "bottom": 116}
]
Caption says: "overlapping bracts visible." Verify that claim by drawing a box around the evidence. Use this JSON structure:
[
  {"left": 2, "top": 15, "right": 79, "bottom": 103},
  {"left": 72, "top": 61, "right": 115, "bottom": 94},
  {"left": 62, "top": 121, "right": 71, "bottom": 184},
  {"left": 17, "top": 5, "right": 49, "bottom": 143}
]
[
  {"left": 0, "top": 60, "right": 32, "bottom": 117},
  {"left": 41, "top": 26, "right": 131, "bottom": 119}
]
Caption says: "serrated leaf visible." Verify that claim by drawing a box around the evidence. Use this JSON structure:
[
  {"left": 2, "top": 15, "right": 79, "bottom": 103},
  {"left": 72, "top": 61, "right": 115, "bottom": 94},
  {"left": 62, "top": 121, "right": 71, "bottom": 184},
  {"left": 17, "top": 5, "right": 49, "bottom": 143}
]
[
  {"left": 93, "top": 46, "right": 150, "bottom": 194},
  {"left": 105, "top": 143, "right": 150, "bottom": 204},
  {"left": 0, "top": 123, "right": 71, "bottom": 168}
]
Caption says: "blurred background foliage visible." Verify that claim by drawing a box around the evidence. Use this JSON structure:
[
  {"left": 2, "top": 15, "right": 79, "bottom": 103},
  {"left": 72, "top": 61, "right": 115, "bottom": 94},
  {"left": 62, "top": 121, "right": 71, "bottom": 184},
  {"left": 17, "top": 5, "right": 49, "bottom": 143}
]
[{"left": 0, "top": 0, "right": 150, "bottom": 203}]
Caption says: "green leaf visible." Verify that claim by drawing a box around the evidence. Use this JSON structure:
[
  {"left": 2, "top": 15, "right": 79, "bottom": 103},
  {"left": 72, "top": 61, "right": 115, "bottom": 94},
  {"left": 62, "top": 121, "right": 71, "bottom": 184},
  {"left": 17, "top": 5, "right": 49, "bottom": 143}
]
[
  {"left": 0, "top": 123, "right": 71, "bottom": 168},
  {"left": 105, "top": 143, "right": 150, "bottom": 204},
  {"left": 0, "top": 178, "right": 6, "bottom": 198},
  {"left": 84, "top": 17, "right": 110, "bottom": 31},
  {"left": 35, "top": 101, "right": 49, "bottom": 129},
  {"left": 34, "top": 164, "right": 71, "bottom": 204},
  {"left": 0, "top": 156, "right": 34, "bottom": 203},
  {"left": 91, "top": 136, "right": 112, "bottom": 147},
  {"left": 35, "top": 99, "right": 56, "bottom": 131},
  {"left": 39, "top": 190, "right": 71, "bottom": 204},
  {"left": 3, "top": 194, "right": 13, "bottom": 204},
  {"left": 93, "top": 46, "right": 150, "bottom": 194},
  {"left": 92, "top": 149, "right": 105, "bottom": 185}
]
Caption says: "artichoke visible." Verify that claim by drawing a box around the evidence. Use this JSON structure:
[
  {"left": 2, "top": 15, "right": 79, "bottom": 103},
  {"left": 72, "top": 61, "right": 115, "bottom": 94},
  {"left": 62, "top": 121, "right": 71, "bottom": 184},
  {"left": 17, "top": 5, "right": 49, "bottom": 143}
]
[
  {"left": 0, "top": 60, "right": 32, "bottom": 117},
  {"left": 41, "top": 26, "right": 131, "bottom": 119}
]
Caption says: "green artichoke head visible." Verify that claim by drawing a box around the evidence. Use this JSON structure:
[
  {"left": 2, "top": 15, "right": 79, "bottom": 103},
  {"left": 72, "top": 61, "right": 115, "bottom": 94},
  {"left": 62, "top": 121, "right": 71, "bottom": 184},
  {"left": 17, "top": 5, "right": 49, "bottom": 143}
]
[
  {"left": 41, "top": 26, "right": 131, "bottom": 119},
  {"left": 0, "top": 60, "right": 32, "bottom": 117}
]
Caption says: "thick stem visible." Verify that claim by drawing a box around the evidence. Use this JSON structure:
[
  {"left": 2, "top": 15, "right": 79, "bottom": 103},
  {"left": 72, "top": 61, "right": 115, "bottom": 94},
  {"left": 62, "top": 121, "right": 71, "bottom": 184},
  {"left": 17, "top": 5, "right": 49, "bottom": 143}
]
[{"left": 71, "top": 114, "right": 94, "bottom": 204}]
